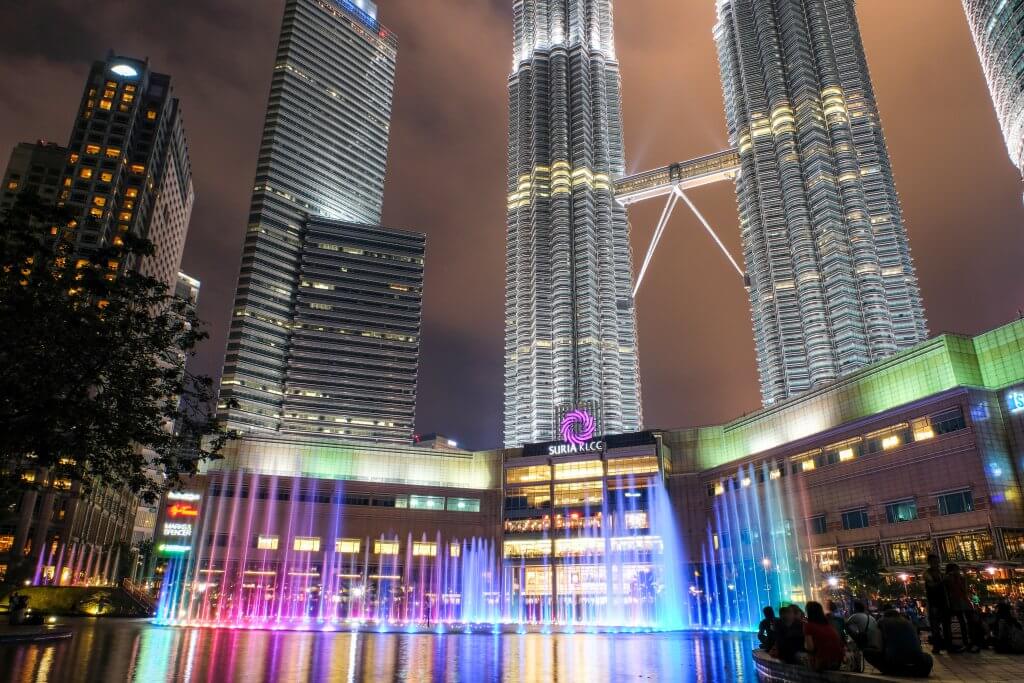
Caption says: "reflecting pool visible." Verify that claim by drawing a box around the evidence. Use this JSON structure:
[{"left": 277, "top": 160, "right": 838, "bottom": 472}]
[{"left": 0, "top": 619, "right": 757, "bottom": 682}]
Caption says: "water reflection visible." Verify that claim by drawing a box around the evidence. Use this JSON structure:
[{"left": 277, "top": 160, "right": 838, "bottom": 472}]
[{"left": 0, "top": 620, "right": 756, "bottom": 682}]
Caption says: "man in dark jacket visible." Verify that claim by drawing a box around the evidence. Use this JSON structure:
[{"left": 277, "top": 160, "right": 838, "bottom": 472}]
[{"left": 759, "top": 606, "right": 779, "bottom": 650}]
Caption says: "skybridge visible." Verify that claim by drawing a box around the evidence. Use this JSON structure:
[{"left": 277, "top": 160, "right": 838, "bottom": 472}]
[{"left": 614, "top": 149, "right": 746, "bottom": 295}]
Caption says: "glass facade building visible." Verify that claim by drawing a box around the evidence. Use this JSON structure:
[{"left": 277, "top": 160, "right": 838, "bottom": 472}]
[
  {"left": 714, "top": 0, "right": 928, "bottom": 407},
  {"left": 504, "top": 0, "right": 642, "bottom": 447},
  {"left": 962, "top": 0, "right": 1024, "bottom": 184},
  {"left": 218, "top": 0, "right": 423, "bottom": 444}
]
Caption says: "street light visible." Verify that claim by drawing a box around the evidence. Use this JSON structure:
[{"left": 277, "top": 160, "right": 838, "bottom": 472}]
[{"left": 898, "top": 573, "right": 910, "bottom": 596}]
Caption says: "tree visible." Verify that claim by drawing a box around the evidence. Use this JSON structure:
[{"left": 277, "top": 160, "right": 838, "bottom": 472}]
[
  {"left": 844, "top": 553, "right": 885, "bottom": 600},
  {"left": 0, "top": 193, "right": 233, "bottom": 510}
]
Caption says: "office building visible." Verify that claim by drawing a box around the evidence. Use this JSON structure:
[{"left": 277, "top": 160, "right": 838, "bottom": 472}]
[
  {"left": 0, "top": 141, "right": 66, "bottom": 214},
  {"left": 58, "top": 53, "right": 194, "bottom": 292},
  {"left": 218, "top": 0, "right": 408, "bottom": 440},
  {"left": 962, "top": 0, "right": 1024, "bottom": 186},
  {"left": 504, "top": 0, "right": 642, "bottom": 446},
  {"left": 714, "top": 0, "right": 928, "bottom": 406}
]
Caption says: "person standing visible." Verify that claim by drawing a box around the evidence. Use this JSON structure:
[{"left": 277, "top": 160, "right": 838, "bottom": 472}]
[
  {"left": 924, "top": 554, "right": 949, "bottom": 652},
  {"left": 944, "top": 563, "right": 977, "bottom": 652}
]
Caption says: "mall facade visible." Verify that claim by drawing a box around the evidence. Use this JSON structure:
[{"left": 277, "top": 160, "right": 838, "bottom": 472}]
[{"left": 144, "top": 319, "right": 1024, "bottom": 619}]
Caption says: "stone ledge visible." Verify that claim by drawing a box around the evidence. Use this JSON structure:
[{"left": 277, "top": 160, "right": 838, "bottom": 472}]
[{"left": 753, "top": 650, "right": 906, "bottom": 683}]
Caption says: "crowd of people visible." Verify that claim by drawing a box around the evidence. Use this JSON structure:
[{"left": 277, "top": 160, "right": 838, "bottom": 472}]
[{"left": 757, "top": 555, "right": 1024, "bottom": 678}]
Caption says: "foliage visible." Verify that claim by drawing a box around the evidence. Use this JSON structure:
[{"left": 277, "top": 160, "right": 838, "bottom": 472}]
[
  {"left": 844, "top": 553, "right": 885, "bottom": 599},
  {"left": 0, "top": 193, "right": 233, "bottom": 509}
]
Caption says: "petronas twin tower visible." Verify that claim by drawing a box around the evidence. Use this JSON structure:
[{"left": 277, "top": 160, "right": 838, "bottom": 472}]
[
  {"left": 504, "top": 0, "right": 642, "bottom": 446},
  {"left": 504, "top": 0, "right": 928, "bottom": 446}
]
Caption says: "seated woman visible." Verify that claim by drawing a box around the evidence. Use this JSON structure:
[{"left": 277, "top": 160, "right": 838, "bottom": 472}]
[
  {"left": 803, "top": 602, "right": 845, "bottom": 672},
  {"left": 865, "top": 608, "right": 934, "bottom": 678}
]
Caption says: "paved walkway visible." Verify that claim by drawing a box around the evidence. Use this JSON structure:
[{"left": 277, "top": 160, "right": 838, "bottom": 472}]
[{"left": 865, "top": 650, "right": 1024, "bottom": 682}]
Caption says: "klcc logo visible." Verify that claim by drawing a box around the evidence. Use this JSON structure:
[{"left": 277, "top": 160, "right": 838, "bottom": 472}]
[{"left": 550, "top": 409, "right": 604, "bottom": 455}]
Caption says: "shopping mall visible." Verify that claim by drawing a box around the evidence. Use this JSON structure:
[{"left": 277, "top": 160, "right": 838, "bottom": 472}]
[{"left": 142, "top": 319, "right": 1024, "bottom": 630}]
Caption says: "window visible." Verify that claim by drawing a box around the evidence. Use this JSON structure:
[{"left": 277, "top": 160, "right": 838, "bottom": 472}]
[
  {"left": 931, "top": 409, "right": 966, "bottom": 436},
  {"left": 553, "top": 460, "right": 604, "bottom": 480},
  {"left": 1003, "top": 531, "right": 1024, "bottom": 561},
  {"left": 885, "top": 500, "right": 918, "bottom": 524},
  {"left": 80, "top": 168, "right": 93, "bottom": 179},
  {"left": 105, "top": 147, "right": 121, "bottom": 159},
  {"left": 256, "top": 535, "right": 279, "bottom": 550},
  {"left": 810, "top": 515, "right": 828, "bottom": 535},
  {"left": 374, "top": 540, "right": 399, "bottom": 555},
  {"left": 85, "top": 145, "right": 101, "bottom": 155},
  {"left": 293, "top": 537, "right": 320, "bottom": 552},
  {"left": 939, "top": 532, "right": 993, "bottom": 562},
  {"left": 335, "top": 538, "right": 360, "bottom": 554},
  {"left": 842, "top": 509, "right": 870, "bottom": 530},
  {"left": 99, "top": 99, "right": 112, "bottom": 111},
  {"left": 606, "top": 456, "right": 660, "bottom": 476},
  {"left": 125, "top": 187, "right": 138, "bottom": 198},
  {"left": 92, "top": 196, "right": 106, "bottom": 207},
  {"left": 553, "top": 481, "right": 603, "bottom": 507},
  {"left": 0, "top": 535, "right": 14, "bottom": 553},
  {"left": 938, "top": 490, "right": 974, "bottom": 516},
  {"left": 446, "top": 497, "right": 480, "bottom": 513},
  {"left": 146, "top": 110, "right": 157, "bottom": 121},
  {"left": 449, "top": 542, "right": 461, "bottom": 558},
  {"left": 412, "top": 542, "right": 437, "bottom": 557},
  {"left": 409, "top": 495, "right": 444, "bottom": 510},
  {"left": 503, "top": 539, "right": 551, "bottom": 559},
  {"left": 888, "top": 541, "right": 932, "bottom": 566},
  {"left": 100, "top": 172, "right": 113, "bottom": 183},
  {"left": 505, "top": 485, "right": 551, "bottom": 511},
  {"left": 130, "top": 164, "right": 145, "bottom": 174},
  {"left": 911, "top": 417, "right": 934, "bottom": 441}
]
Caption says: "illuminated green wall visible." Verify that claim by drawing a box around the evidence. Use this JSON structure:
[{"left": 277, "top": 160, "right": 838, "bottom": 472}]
[{"left": 675, "top": 319, "right": 1024, "bottom": 471}]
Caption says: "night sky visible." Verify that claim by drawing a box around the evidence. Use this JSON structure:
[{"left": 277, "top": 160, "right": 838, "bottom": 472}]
[{"left": 2, "top": 1, "right": 1022, "bottom": 449}]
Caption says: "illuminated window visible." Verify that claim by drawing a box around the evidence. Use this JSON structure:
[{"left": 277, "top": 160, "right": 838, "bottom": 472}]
[
  {"left": 125, "top": 187, "right": 138, "bottom": 198},
  {"left": 85, "top": 145, "right": 101, "bottom": 155},
  {"left": 606, "top": 456, "right": 660, "bottom": 476},
  {"left": 554, "top": 460, "right": 604, "bottom": 480},
  {"left": 801, "top": 459, "right": 816, "bottom": 472},
  {"left": 0, "top": 536, "right": 14, "bottom": 553},
  {"left": 105, "top": 147, "right": 121, "bottom": 159},
  {"left": 374, "top": 540, "right": 399, "bottom": 555},
  {"left": 69, "top": 153, "right": 79, "bottom": 164},
  {"left": 939, "top": 532, "right": 993, "bottom": 562},
  {"left": 293, "top": 536, "right": 320, "bottom": 552},
  {"left": 625, "top": 511, "right": 648, "bottom": 529},
  {"left": 92, "top": 196, "right": 107, "bottom": 207},
  {"left": 449, "top": 542, "right": 461, "bottom": 557},
  {"left": 503, "top": 539, "right": 551, "bottom": 559},
  {"left": 89, "top": 208, "right": 103, "bottom": 218},
  {"left": 99, "top": 172, "right": 113, "bottom": 183},
  {"left": 99, "top": 99, "right": 112, "bottom": 111},
  {"left": 103, "top": 89, "right": 115, "bottom": 98},
  {"left": 506, "top": 465, "right": 551, "bottom": 484},
  {"left": 146, "top": 110, "right": 157, "bottom": 121},
  {"left": 52, "top": 478, "right": 72, "bottom": 491},
  {"left": 714, "top": 482, "right": 725, "bottom": 496},
  {"left": 412, "top": 542, "right": 437, "bottom": 557},
  {"left": 6, "top": 181, "right": 17, "bottom": 191},
  {"left": 887, "top": 541, "right": 933, "bottom": 566},
  {"left": 446, "top": 497, "right": 479, "bottom": 513},
  {"left": 79, "top": 168, "right": 93, "bottom": 179},
  {"left": 882, "top": 435, "right": 900, "bottom": 450},
  {"left": 130, "top": 164, "right": 145, "bottom": 174},
  {"left": 885, "top": 500, "right": 918, "bottom": 524},
  {"left": 118, "top": 212, "right": 132, "bottom": 222},
  {"left": 334, "top": 538, "right": 360, "bottom": 554},
  {"left": 256, "top": 535, "right": 279, "bottom": 550},
  {"left": 122, "top": 93, "right": 134, "bottom": 104},
  {"left": 409, "top": 495, "right": 444, "bottom": 510},
  {"left": 504, "top": 485, "right": 551, "bottom": 511},
  {"left": 553, "top": 481, "right": 603, "bottom": 507},
  {"left": 124, "top": 84, "right": 136, "bottom": 93},
  {"left": 911, "top": 417, "right": 934, "bottom": 441}
]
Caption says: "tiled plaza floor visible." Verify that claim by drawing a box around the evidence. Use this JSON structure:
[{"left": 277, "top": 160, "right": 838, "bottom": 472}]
[{"left": 865, "top": 650, "right": 1024, "bottom": 682}]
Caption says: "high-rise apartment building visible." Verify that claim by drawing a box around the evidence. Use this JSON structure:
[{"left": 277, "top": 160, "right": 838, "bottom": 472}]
[
  {"left": 58, "top": 54, "right": 194, "bottom": 292},
  {"left": 962, "top": 0, "right": 1024, "bottom": 187},
  {"left": 219, "top": 0, "right": 423, "bottom": 444},
  {"left": 504, "top": 0, "right": 642, "bottom": 447},
  {"left": 714, "top": 0, "right": 928, "bottom": 406},
  {"left": 0, "top": 141, "right": 67, "bottom": 214}
]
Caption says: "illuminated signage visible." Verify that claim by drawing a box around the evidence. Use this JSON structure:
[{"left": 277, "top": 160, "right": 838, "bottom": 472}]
[
  {"left": 1008, "top": 391, "right": 1024, "bottom": 413},
  {"left": 548, "top": 408, "right": 605, "bottom": 455},
  {"left": 157, "top": 543, "right": 190, "bottom": 555},
  {"left": 163, "top": 522, "right": 193, "bottom": 537},
  {"left": 168, "top": 503, "right": 199, "bottom": 518},
  {"left": 167, "top": 491, "right": 201, "bottom": 502}
]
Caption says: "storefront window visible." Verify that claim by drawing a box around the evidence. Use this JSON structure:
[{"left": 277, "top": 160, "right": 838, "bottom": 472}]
[
  {"left": 446, "top": 497, "right": 480, "bottom": 513},
  {"left": 939, "top": 532, "right": 994, "bottom": 562},
  {"left": 409, "top": 495, "right": 445, "bottom": 511},
  {"left": 553, "top": 460, "right": 604, "bottom": 480},
  {"left": 506, "top": 465, "right": 551, "bottom": 484},
  {"left": 606, "top": 456, "right": 660, "bottom": 477}
]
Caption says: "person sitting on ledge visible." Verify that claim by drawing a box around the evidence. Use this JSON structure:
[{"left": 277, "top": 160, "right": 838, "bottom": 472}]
[
  {"left": 862, "top": 607, "right": 934, "bottom": 678},
  {"left": 992, "top": 602, "right": 1024, "bottom": 654},
  {"left": 759, "top": 606, "right": 778, "bottom": 651},
  {"left": 846, "top": 600, "right": 882, "bottom": 653},
  {"left": 771, "top": 605, "right": 806, "bottom": 665},
  {"left": 803, "top": 601, "right": 845, "bottom": 672}
]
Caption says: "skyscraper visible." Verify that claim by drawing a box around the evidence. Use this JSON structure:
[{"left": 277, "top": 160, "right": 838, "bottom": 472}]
[
  {"left": 59, "top": 54, "right": 193, "bottom": 293},
  {"left": 0, "top": 141, "right": 66, "bottom": 214},
  {"left": 504, "top": 0, "right": 642, "bottom": 447},
  {"left": 219, "top": 0, "right": 424, "bottom": 444},
  {"left": 962, "top": 0, "right": 1024, "bottom": 187},
  {"left": 714, "top": 0, "right": 928, "bottom": 407}
]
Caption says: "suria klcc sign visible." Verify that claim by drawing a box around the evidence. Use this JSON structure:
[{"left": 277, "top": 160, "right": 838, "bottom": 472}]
[{"left": 549, "top": 409, "right": 605, "bottom": 455}]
